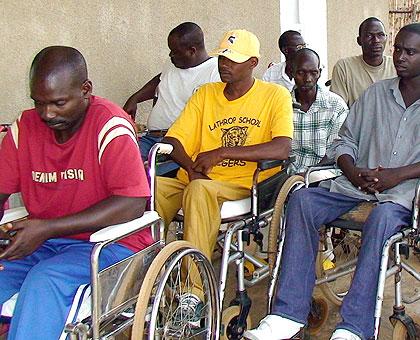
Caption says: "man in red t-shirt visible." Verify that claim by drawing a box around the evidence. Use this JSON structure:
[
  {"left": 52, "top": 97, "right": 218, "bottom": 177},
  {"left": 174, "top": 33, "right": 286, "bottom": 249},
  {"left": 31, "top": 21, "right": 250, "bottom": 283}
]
[{"left": 0, "top": 46, "right": 151, "bottom": 340}]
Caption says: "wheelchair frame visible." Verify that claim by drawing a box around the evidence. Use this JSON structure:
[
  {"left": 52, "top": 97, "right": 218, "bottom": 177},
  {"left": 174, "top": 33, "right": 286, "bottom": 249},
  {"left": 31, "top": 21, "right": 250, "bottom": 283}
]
[
  {"left": 150, "top": 142, "right": 293, "bottom": 339},
  {"left": 267, "top": 163, "right": 420, "bottom": 339},
  {"left": 0, "top": 141, "right": 220, "bottom": 340},
  {"left": 0, "top": 208, "right": 166, "bottom": 340}
]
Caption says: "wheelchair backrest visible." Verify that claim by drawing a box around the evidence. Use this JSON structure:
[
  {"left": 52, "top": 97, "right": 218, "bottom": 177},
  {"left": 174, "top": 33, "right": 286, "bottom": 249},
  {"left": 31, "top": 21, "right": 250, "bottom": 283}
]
[{"left": 256, "top": 167, "right": 289, "bottom": 215}]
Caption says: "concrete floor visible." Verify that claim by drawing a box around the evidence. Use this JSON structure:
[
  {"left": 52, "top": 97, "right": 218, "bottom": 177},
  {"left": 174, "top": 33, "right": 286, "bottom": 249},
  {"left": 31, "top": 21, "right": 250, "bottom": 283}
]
[
  {"left": 0, "top": 236, "right": 417, "bottom": 340},
  {"left": 219, "top": 250, "right": 420, "bottom": 339}
]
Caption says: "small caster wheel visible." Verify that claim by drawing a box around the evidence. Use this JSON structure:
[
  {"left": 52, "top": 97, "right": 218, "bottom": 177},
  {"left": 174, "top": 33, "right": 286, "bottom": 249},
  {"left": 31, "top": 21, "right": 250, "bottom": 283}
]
[
  {"left": 244, "top": 261, "right": 255, "bottom": 278},
  {"left": 220, "top": 306, "right": 252, "bottom": 340},
  {"left": 307, "top": 297, "right": 329, "bottom": 335}
]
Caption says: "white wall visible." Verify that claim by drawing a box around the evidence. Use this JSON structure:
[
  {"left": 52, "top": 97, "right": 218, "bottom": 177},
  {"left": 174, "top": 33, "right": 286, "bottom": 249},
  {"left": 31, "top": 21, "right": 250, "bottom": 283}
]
[
  {"left": 280, "top": 0, "right": 329, "bottom": 86},
  {"left": 327, "top": 0, "right": 389, "bottom": 76},
  {"left": 0, "top": 1, "right": 280, "bottom": 125}
]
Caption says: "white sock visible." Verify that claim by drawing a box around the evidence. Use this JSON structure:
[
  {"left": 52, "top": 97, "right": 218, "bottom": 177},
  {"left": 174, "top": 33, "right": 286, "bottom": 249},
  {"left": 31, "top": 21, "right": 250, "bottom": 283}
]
[{"left": 330, "top": 329, "right": 362, "bottom": 340}]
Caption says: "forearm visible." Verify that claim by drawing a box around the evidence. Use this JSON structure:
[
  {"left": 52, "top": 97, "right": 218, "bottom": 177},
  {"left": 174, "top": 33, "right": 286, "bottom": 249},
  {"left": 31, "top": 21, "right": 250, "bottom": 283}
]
[
  {"left": 219, "top": 137, "right": 291, "bottom": 162},
  {"left": 40, "top": 196, "right": 146, "bottom": 239},
  {"left": 337, "top": 154, "right": 357, "bottom": 179},
  {"left": 162, "top": 137, "right": 194, "bottom": 171},
  {"left": 128, "top": 74, "right": 161, "bottom": 103},
  {"left": 393, "top": 161, "right": 420, "bottom": 182}
]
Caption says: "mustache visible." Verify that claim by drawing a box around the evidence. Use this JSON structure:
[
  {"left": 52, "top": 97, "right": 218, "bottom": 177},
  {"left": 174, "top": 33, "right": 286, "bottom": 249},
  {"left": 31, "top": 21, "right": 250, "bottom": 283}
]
[
  {"left": 219, "top": 69, "right": 231, "bottom": 75},
  {"left": 43, "top": 119, "right": 66, "bottom": 126}
]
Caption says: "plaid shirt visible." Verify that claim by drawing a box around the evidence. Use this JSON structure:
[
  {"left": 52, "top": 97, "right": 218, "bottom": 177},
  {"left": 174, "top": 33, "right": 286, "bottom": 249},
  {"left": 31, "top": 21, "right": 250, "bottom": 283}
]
[{"left": 290, "top": 85, "right": 348, "bottom": 174}]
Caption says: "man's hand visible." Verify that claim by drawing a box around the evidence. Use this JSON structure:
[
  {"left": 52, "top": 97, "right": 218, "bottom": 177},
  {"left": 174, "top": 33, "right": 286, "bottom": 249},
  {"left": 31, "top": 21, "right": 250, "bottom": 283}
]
[
  {"left": 191, "top": 148, "right": 224, "bottom": 175},
  {"left": 347, "top": 166, "right": 380, "bottom": 194},
  {"left": 0, "top": 219, "right": 49, "bottom": 261},
  {"left": 123, "top": 97, "right": 138, "bottom": 121},
  {"left": 187, "top": 169, "right": 211, "bottom": 181},
  {"left": 369, "top": 167, "right": 403, "bottom": 193},
  {"left": 348, "top": 166, "right": 403, "bottom": 194}
]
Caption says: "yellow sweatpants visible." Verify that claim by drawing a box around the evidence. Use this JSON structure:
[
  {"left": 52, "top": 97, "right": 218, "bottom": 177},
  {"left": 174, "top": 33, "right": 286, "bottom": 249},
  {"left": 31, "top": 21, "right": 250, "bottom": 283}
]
[{"left": 156, "top": 177, "right": 250, "bottom": 297}]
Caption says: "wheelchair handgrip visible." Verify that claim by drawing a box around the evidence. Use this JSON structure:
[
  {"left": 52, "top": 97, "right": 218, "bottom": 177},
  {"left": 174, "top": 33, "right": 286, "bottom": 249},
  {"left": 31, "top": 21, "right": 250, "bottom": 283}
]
[
  {"left": 156, "top": 143, "right": 173, "bottom": 155},
  {"left": 304, "top": 162, "right": 339, "bottom": 186},
  {"left": 0, "top": 124, "right": 11, "bottom": 133},
  {"left": 258, "top": 156, "right": 295, "bottom": 171}
]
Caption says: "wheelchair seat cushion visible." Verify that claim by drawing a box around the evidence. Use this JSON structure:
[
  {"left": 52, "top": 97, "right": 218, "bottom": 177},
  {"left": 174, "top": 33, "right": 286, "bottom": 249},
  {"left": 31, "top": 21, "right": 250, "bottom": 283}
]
[
  {"left": 339, "top": 202, "right": 375, "bottom": 223},
  {"left": 177, "top": 197, "right": 251, "bottom": 221},
  {"left": 327, "top": 202, "right": 375, "bottom": 231},
  {"left": 220, "top": 197, "right": 251, "bottom": 219}
]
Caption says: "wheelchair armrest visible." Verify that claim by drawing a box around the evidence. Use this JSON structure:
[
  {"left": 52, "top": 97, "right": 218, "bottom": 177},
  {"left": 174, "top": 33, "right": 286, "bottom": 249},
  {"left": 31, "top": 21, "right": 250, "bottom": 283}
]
[
  {"left": 413, "top": 180, "right": 420, "bottom": 229},
  {"left": 258, "top": 156, "right": 295, "bottom": 171},
  {"left": 89, "top": 211, "right": 160, "bottom": 242},
  {"left": 304, "top": 161, "right": 339, "bottom": 186},
  {"left": 0, "top": 207, "right": 28, "bottom": 225}
]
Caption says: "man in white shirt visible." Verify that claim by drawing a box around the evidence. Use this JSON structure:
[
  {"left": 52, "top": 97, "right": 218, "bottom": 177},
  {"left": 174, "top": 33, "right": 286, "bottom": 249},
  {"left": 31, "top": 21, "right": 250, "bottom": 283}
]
[
  {"left": 123, "top": 22, "right": 220, "bottom": 168},
  {"left": 262, "top": 30, "right": 306, "bottom": 91}
]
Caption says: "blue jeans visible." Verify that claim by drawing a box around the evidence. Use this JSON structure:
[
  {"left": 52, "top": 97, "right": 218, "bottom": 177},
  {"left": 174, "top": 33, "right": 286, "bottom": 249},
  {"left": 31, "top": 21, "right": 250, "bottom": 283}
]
[
  {"left": 272, "top": 187, "right": 411, "bottom": 340},
  {"left": 0, "top": 238, "right": 133, "bottom": 340},
  {"left": 139, "top": 134, "right": 179, "bottom": 176}
]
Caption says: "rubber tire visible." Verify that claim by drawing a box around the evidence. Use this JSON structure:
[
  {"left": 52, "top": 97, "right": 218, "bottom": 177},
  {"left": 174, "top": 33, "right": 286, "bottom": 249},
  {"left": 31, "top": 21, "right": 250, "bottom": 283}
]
[
  {"left": 307, "top": 297, "right": 329, "bottom": 335},
  {"left": 131, "top": 240, "right": 218, "bottom": 340},
  {"left": 267, "top": 175, "right": 304, "bottom": 273},
  {"left": 392, "top": 320, "right": 409, "bottom": 340},
  {"left": 220, "top": 305, "right": 252, "bottom": 340},
  {"left": 315, "top": 229, "right": 361, "bottom": 306}
]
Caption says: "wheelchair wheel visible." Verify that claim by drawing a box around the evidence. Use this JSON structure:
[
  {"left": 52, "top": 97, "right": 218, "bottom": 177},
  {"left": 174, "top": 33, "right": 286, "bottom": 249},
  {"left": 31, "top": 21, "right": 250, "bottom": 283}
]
[
  {"left": 316, "top": 228, "right": 361, "bottom": 306},
  {"left": 220, "top": 305, "right": 251, "bottom": 340},
  {"left": 392, "top": 320, "right": 409, "bottom": 339},
  {"left": 131, "top": 241, "right": 219, "bottom": 340},
  {"left": 268, "top": 175, "right": 304, "bottom": 273},
  {"left": 307, "top": 297, "right": 329, "bottom": 335}
]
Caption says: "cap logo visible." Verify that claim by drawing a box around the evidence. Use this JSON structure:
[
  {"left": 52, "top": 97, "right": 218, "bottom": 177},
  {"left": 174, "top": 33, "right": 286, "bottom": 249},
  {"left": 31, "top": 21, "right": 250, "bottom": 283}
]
[{"left": 228, "top": 35, "right": 236, "bottom": 44}]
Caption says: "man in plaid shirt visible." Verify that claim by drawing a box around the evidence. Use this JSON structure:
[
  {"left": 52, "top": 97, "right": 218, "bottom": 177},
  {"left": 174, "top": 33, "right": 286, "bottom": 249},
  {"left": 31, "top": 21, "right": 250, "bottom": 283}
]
[{"left": 290, "top": 48, "right": 348, "bottom": 175}]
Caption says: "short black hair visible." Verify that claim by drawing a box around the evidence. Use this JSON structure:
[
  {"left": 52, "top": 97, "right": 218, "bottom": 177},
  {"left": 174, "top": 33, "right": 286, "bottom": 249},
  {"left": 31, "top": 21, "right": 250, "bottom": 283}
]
[
  {"left": 278, "top": 30, "right": 302, "bottom": 50},
  {"left": 291, "top": 48, "right": 320, "bottom": 70},
  {"left": 169, "top": 22, "right": 205, "bottom": 50},
  {"left": 30, "top": 46, "right": 88, "bottom": 86},
  {"left": 358, "top": 17, "right": 384, "bottom": 37},
  {"left": 399, "top": 22, "right": 420, "bottom": 36}
]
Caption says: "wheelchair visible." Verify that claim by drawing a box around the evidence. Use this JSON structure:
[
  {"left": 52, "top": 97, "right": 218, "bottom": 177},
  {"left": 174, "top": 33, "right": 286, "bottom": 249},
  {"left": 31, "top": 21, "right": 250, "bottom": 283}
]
[
  {"left": 0, "top": 143, "right": 219, "bottom": 339},
  {"left": 150, "top": 143, "right": 325, "bottom": 339},
  {"left": 267, "top": 164, "right": 420, "bottom": 339}
]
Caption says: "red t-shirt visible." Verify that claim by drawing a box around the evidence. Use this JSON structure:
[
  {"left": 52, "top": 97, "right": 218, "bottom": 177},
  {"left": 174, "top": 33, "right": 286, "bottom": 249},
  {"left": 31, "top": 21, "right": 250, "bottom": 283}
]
[{"left": 0, "top": 96, "right": 152, "bottom": 252}]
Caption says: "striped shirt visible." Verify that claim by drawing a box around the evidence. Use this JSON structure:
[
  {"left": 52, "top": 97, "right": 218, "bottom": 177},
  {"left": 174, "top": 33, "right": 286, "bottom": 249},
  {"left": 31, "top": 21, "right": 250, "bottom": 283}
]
[
  {"left": 290, "top": 85, "right": 348, "bottom": 174},
  {"left": 0, "top": 96, "right": 151, "bottom": 251}
]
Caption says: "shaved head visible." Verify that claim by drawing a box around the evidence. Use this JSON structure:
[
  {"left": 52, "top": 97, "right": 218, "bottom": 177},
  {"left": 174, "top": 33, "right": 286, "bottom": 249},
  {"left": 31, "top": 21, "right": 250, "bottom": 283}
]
[
  {"left": 30, "top": 46, "right": 88, "bottom": 90},
  {"left": 169, "top": 22, "right": 205, "bottom": 50},
  {"left": 292, "top": 48, "right": 320, "bottom": 71},
  {"left": 29, "top": 46, "right": 92, "bottom": 141},
  {"left": 399, "top": 22, "right": 420, "bottom": 36},
  {"left": 358, "top": 17, "right": 384, "bottom": 37},
  {"left": 278, "top": 30, "right": 302, "bottom": 49}
]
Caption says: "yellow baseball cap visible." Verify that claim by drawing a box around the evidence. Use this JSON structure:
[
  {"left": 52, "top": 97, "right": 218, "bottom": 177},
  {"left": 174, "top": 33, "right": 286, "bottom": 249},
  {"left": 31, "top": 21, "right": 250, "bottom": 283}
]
[{"left": 211, "top": 29, "right": 260, "bottom": 63}]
